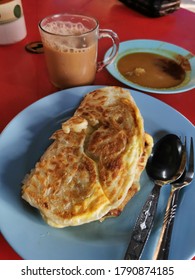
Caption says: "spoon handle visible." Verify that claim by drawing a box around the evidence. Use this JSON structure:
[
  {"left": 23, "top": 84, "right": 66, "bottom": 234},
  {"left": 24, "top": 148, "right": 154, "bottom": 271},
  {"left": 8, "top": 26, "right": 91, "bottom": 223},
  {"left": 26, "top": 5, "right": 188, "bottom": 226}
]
[
  {"left": 153, "top": 188, "right": 180, "bottom": 260},
  {"left": 124, "top": 183, "right": 161, "bottom": 260}
]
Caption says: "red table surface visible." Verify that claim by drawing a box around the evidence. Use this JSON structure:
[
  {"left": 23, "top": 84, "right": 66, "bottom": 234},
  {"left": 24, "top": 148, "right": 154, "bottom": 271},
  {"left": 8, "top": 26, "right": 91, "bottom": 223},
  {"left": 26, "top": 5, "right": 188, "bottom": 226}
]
[{"left": 0, "top": 0, "right": 195, "bottom": 260}]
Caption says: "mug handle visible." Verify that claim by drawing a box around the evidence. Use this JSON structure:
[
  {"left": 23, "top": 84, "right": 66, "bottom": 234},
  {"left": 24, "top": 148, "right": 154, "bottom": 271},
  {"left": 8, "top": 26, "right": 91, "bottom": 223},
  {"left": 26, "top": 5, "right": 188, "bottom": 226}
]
[{"left": 97, "top": 29, "right": 119, "bottom": 72}]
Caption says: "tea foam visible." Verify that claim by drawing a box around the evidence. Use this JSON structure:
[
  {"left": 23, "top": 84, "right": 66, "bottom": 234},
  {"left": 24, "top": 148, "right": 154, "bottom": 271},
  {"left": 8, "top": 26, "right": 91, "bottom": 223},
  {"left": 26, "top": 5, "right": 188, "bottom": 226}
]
[
  {"left": 44, "top": 21, "right": 89, "bottom": 35},
  {"left": 42, "top": 21, "right": 92, "bottom": 52}
]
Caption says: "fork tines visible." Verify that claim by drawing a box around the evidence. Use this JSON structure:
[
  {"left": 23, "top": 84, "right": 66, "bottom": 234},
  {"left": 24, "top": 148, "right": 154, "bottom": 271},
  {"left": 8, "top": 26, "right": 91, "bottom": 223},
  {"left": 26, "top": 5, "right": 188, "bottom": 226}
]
[
  {"left": 183, "top": 137, "right": 194, "bottom": 185},
  {"left": 188, "top": 137, "right": 194, "bottom": 176}
]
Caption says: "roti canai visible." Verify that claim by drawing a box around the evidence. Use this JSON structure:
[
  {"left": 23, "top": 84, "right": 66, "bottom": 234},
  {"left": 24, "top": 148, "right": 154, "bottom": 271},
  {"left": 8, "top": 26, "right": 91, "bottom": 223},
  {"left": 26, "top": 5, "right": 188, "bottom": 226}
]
[{"left": 22, "top": 86, "right": 153, "bottom": 227}]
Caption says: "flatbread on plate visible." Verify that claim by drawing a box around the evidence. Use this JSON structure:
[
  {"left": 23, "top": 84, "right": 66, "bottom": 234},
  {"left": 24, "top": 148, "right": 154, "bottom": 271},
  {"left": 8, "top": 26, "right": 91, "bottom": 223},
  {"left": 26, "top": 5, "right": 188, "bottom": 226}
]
[{"left": 22, "top": 86, "right": 153, "bottom": 227}]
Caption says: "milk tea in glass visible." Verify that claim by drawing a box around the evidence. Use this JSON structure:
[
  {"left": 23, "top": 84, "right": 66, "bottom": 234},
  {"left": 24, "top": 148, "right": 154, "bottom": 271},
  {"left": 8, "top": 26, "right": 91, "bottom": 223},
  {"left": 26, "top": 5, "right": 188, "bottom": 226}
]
[{"left": 39, "top": 14, "right": 119, "bottom": 89}]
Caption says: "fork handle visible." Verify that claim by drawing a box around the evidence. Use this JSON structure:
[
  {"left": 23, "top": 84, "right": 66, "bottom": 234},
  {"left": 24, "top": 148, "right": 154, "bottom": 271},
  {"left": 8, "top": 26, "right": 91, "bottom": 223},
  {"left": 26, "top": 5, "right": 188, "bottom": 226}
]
[{"left": 153, "top": 188, "right": 180, "bottom": 260}]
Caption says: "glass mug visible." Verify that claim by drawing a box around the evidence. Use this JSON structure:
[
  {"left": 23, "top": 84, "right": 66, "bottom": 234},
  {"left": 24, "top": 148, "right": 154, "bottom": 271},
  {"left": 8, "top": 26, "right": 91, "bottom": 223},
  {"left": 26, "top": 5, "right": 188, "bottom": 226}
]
[{"left": 38, "top": 13, "right": 119, "bottom": 89}]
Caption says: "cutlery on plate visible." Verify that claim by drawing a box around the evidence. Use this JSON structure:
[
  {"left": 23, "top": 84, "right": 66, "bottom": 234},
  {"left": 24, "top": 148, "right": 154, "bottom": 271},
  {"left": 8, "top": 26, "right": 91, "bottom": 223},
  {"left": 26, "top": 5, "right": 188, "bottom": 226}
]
[
  {"left": 153, "top": 137, "right": 194, "bottom": 260},
  {"left": 124, "top": 134, "right": 186, "bottom": 260}
]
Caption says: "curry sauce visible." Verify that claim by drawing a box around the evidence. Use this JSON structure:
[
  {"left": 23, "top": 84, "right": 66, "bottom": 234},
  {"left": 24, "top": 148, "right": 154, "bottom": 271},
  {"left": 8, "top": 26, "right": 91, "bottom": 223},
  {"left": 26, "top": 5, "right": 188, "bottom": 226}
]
[{"left": 117, "top": 52, "right": 186, "bottom": 89}]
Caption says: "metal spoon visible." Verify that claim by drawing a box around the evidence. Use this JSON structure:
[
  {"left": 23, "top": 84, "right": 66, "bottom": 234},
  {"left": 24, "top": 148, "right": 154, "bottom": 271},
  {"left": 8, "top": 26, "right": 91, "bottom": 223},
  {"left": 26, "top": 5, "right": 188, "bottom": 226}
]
[{"left": 124, "top": 134, "right": 186, "bottom": 260}]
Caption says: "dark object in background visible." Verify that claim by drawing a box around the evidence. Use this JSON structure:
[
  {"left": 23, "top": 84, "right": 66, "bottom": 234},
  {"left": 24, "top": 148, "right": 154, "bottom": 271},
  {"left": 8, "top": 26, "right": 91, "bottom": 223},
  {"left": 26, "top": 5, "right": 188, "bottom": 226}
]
[{"left": 119, "top": 0, "right": 181, "bottom": 17}]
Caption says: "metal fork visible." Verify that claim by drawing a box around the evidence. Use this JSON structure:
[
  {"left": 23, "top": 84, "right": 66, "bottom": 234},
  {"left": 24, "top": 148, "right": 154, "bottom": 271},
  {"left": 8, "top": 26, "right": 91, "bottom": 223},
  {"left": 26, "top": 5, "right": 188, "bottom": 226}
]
[{"left": 153, "top": 137, "right": 194, "bottom": 260}]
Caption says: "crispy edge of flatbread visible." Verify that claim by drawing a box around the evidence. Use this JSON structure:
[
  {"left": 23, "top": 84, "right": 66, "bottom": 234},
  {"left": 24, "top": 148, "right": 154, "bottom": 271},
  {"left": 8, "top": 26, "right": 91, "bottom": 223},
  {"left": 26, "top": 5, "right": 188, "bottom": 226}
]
[{"left": 103, "top": 132, "right": 153, "bottom": 219}]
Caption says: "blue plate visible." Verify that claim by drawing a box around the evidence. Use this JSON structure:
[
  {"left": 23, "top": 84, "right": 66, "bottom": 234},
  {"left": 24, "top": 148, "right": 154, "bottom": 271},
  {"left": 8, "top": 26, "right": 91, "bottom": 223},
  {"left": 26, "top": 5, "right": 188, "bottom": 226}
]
[
  {"left": 105, "top": 39, "right": 195, "bottom": 94},
  {"left": 0, "top": 85, "right": 195, "bottom": 260}
]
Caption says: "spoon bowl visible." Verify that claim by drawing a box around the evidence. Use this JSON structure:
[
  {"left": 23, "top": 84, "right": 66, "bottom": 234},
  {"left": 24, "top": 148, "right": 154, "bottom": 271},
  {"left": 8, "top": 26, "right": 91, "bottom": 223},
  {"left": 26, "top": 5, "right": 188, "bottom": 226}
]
[{"left": 146, "top": 134, "right": 185, "bottom": 184}]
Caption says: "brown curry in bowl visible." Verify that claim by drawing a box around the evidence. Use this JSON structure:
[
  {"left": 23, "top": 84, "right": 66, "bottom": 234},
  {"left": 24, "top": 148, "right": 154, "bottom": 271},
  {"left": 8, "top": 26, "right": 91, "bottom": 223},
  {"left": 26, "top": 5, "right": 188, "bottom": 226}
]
[{"left": 117, "top": 52, "right": 191, "bottom": 89}]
